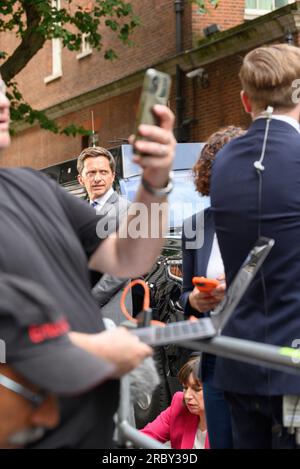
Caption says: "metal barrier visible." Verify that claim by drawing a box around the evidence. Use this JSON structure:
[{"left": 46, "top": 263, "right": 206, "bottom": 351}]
[
  {"left": 117, "top": 374, "right": 166, "bottom": 449},
  {"left": 178, "top": 335, "right": 300, "bottom": 375},
  {"left": 117, "top": 333, "right": 300, "bottom": 448}
]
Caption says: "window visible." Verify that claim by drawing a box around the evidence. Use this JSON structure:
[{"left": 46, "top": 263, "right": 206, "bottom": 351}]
[
  {"left": 245, "top": 0, "right": 293, "bottom": 20},
  {"left": 44, "top": 0, "right": 62, "bottom": 84},
  {"left": 76, "top": 33, "right": 93, "bottom": 60}
]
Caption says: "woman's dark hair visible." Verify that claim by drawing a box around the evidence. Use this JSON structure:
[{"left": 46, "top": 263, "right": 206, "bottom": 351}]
[
  {"left": 178, "top": 356, "right": 201, "bottom": 387},
  {"left": 193, "top": 126, "right": 245, "bottom": 196}
]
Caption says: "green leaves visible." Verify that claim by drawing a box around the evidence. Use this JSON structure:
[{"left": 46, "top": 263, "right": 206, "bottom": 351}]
[
  {"left": 0, "top": 0, "right": 220, "bottom": 136},
  {"left": 0, "top": 1, "right": 139, "bottom": 63},
  {"left": 192, "top": 0, "right": 220, "bottom": 14},
  {"left": 0, "top": 0, "right": 140, "bottom": 136},
  {"left": 104, "top": 49, "right": 118, "bottom": 61},
  {"left": 61, "top": 124, "right": 91, "bottom": 137},
  {"left": 7, "top": 80, "right": 90, "bottom": 136}
]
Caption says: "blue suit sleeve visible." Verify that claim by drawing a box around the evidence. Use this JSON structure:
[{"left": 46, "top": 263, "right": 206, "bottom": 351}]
[{"left": 180, "top": 222, "right": 198, "bottom": 317}]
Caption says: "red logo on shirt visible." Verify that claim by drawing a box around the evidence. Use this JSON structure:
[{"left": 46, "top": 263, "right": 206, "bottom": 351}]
[{"left": 28, "top": 318, "right": 70, "bottom": 344}]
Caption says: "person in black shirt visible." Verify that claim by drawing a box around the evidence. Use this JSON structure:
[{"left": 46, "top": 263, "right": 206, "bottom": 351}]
[
  {"left": 0, "top": 274, "right": 116, "bottom": 449},
  {"left": 0, "top": 74, "right": 176, "bottom": 448}
]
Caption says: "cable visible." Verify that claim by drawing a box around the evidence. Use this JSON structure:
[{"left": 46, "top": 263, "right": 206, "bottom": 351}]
[
  {"left": 254, "top": 106, "right": 273, "bottom": 400},
  {"left": 254, "top": 106, "right": 273, "bottom": 240},
  {"left": 120, "top": 279, "right": 166, "bottom": 327},
  {"left": 253, "top": 106, "right": 273, "bottom": 173}
]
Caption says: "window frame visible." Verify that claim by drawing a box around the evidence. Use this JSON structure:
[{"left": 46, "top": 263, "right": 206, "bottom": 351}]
[
  {"left": 44, "top": 0, "right": 63, "bottom": 84},
  {"left": 76, "top": 33, "right": 93, "bottom": 60},
  {"left": 244, "top": 0, "right": 293, "bottom": 20}
]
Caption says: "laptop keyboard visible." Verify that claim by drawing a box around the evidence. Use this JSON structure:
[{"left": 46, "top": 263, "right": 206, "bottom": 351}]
[{"left": 133, "top": 318, "right": 216, "bottom": 346}]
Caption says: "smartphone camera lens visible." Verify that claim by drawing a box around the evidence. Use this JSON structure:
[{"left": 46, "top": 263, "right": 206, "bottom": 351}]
[
  {"left": 150, "top": 76, "right": 159, "bottom": 94},
  {"left": 159, "top": 78, "right": 167, "bottom": 98}
]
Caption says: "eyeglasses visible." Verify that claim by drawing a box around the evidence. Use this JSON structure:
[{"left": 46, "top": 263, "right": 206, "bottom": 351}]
[
  {"left": 0, "top": 373, "right": 46, "bottom": 407},
  {"left": 0, "top": 79, "right": 7, "bottom": 95}
]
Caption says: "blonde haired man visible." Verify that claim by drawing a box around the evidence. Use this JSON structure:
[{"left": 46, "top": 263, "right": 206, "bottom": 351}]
[{"left": 211, "top": 44, "right": 300, "bottom": 449}]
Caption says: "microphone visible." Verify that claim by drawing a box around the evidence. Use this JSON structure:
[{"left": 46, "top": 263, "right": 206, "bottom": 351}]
[
  {"left": 253, "top": 160, "right": 265, "bottom": 172},
  {"left": 128, "top": 356, "right": 160, "bottom": 404},
  {"left": 261, "top": 105, "right": 274, "bottom": 119},
  {"left": 253, "top": 105, "right": 274, "bottom": 172},
  {"left": 113, "top": 318, "right": 160, "bottom": 404}
]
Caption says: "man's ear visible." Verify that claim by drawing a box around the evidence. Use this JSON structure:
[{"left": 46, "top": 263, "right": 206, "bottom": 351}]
[
  {"left": 77, "top": 174, "right": 84, "bottom": 186},
  {"left": 241, "top": 90, "right": 252, "bottom": 114}
]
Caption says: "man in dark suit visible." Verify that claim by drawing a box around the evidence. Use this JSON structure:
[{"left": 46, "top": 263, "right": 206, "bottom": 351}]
[
  {"left": 77, "top": 145, "right": 130, "bottom": 231},
  {"left": 77, "top": 146, "right": 132, "bottom": 324},
  {"left": 210, "top": 44, "right": 300, "bottom": 448}
]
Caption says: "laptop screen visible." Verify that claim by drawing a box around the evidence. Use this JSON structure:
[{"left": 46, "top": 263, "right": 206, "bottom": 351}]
[
  {"left": 211, "top": 236, "right": 274, "bottom": 333},
  {"left": 131, "top": 237, "right": 274, "bottom": 346}
]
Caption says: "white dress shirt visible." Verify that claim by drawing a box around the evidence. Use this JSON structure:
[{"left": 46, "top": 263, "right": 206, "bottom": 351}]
[
  {"left": 256, "top": 114, "right": 300, "bottom": 134},
  {"left": 206, "top": 234, "right": 224, "bottom": 280},
  {"left": 193, "top": 428, "right": 207, "bottom": 450},
  {"left": 90, "top": 187, "right": 115, "bottom": 212}
]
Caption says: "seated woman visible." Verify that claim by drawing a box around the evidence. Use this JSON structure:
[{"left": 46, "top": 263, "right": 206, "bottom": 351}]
[{"left": 140, "top": 356, "right": 209, "bottom": 449}]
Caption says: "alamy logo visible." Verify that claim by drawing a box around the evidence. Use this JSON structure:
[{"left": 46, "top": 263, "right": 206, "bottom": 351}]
[
  {"left": 0, "top": 340, "right": 6, "bottom": 363},
  {"left": 96, "top": 201, "right": 205, "bottom": 249},
  {"left": 292, "top": 79, "right": 300, "bottom": 104}
]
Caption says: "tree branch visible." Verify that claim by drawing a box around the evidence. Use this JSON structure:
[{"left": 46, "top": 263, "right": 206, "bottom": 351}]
[{"left": 0, "top": 2, "right": 46, "bottom": 82}]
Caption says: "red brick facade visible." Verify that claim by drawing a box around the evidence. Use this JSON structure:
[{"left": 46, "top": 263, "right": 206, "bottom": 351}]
[
  {"left": 191, "top": 0, "right": 245, "bottom": 45},
  {"left": 0, "top": 1, "right": 297, "bottom": 168}
]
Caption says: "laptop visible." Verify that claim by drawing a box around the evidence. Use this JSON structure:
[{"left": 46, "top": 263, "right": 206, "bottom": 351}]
[{"left": 132, "top": 237, "right": 274, "bottom": 346}]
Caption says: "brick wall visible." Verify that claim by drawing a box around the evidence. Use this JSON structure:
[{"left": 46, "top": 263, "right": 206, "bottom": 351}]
[
  {"left": 1, "top": 1, "right": 296, "bottom": 169},
  {"left": 1, "top": 87, "right": 143, "bottom": 168},
  {"left": 9, "top": 0, "right": 181, "bottom": 111},
  {"left": 192, "top": 0, "right": 246, "bottom": 45},
  {"left": 184, "top": 55, "right": 251, "bottom": 143},
  {"left": 2, "top": 1, "right": 247, "bottom": 112},
  {"left": 1, "top": 51, "right": 252, "bottom": 169}
]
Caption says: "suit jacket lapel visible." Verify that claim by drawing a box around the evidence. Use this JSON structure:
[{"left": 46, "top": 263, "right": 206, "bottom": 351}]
[
  {"left": 97, "top": 191, "right": 118, "bottom": 218},
  {"left": 104, "top": 191, "right": 118, "bottom": 206}
]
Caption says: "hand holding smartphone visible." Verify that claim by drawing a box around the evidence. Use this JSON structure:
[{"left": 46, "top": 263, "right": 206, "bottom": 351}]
[
  {"left": 133, "top": 68, "right": 171, "bottom": 152},
  {"left": 129, "top": 68, "right": 175, "bottom": 192},
  {"left": 192, "top": 276, "right": 220, "bottom": 293}
]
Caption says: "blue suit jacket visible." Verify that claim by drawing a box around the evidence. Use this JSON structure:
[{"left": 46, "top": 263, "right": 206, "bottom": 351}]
[
  {"left": 211, "top": 118, "right": 300, "bottom": 395},
  {"left": 180, "top": 209, "right": 215, "bottom": 316},
  {"left": 180, "top": 208, "right": 215, "bottom": 381}
]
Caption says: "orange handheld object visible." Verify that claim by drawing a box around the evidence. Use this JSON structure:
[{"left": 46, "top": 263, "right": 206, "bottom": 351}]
[
  {"left": 120, "top": 279, "right": 165, "bottom": 327},
  {"left": 192, "top": 276, "right": 219, "bottom": 293}
]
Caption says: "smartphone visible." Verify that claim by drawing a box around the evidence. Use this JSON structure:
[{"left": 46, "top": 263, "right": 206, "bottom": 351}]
[
  {"left": 192, "top": 276, "right": 219, "bottom": 293},
  {"left": 134, "top": 68, "right": 171, "bottom": 148}
]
